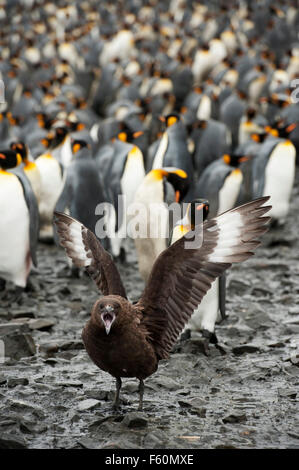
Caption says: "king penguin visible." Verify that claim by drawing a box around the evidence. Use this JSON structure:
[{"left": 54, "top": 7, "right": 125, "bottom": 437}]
[
  {"left": 251, "top": 129, "right": 296, "bottom": 225},
  {"left": 194, "top": 154, "right": 246, "bottom": 218},
  {"left": 170, "top": 198, "right": 226, "bottom": 355},
  {"left": 103, "top": 127, "right": 146, "bottom": 261},
  {"left": 0, "top": 149, "right": 39, "bottom": 300},
  {"left": 133, "top": 167, "right": 189, "bottom": 282},
  {"left": 151, "top": 112, "right": 194, "bottom": 200},
  {"left": 10, "top": 141, "right": 42, "bottom": 203},
  {"left": 35, "top": 136, "right": 65, "bottom": 242},
  {"left": 55, "top": 139, "right": 108, "bottom": 250}
]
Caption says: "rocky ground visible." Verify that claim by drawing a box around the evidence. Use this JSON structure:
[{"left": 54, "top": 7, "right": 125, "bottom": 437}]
[{"left": 0, "top": 172, "right": 298, "bottom": 450}]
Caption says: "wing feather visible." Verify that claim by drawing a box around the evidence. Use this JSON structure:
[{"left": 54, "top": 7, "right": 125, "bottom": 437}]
[
  {"left": 54, "top": 212, "right": 127, "bottom": 298},
  {"left": 138, "top": 197, "right": 271, "bottom": 359}
]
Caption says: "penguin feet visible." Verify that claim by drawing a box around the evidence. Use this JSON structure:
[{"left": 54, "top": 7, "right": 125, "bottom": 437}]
[{"left": 201, "top": 329, "right": 226, "bottom": 356}]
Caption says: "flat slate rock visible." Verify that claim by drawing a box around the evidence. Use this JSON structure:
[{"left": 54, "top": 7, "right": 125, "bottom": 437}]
[
  {"left": 122, "top": 412, "right": 148, "bottom": 429},
  {"left": 0, "top": 434, "right": 27, "bottom": 449},
  {"left": 77, "top": 399, "right": 101, "bottom": 411}
]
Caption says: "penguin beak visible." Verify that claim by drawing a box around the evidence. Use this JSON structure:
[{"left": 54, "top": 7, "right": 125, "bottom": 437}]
[
  {"left": 133, "top": 131, "right": 143, "bottom": 138},
  {"left": 158, "top": 116, "right": 166, "bottom": 122},
  {"left": 101, "top": 306, "right": 116, "bottom": 335},
  {"left": 175, "top": 190, "right": 180, "bottom": 203}
]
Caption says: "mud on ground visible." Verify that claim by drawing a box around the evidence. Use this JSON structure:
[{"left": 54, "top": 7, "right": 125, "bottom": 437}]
[{"left": 0, "top": 172, "right": 298, "bottom": 449}]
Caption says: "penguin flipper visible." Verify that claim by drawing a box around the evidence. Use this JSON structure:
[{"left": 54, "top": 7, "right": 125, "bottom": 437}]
[
  {"left": 15, "top": 170, "right": 39, "bottom": 268},
  {"left": 218, "top": 273, "right": 227, "bottom": 321}
]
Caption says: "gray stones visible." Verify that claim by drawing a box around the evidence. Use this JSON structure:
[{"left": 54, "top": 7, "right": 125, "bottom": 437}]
[
  {"left": 77, "top": 399, "right": 101, "bottom": 411},
  {"left": 122, "top": 412, "right": 148, "bottom": 429},
  {"left": 0, "top": 434, "right": 27, "bottom": 449},
  {"left": 222, "top": 412, "right": 247, "bottom": 424},
  {"left": 232, "top": 344, "right": 261, "bottom": 355}
]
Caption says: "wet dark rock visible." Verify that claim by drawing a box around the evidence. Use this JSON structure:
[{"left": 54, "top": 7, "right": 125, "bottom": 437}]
[
  {"left": 0, "top": 322, "right": 30, "bottom": 335},
  {"left": 290, "top": 355, "right": 299, "bottom": 366},
  {"left": 84, "top": 389, "right": 110, "bottom": 401},
  {"left": 19, "top": 418, "right": 48, "bottom": 434},
  {"left": 55, "top": 380, "right": 83, "bottom": 388},
  {"left": 278, "top": 388, "right": 297, "bottom": 399},
  {"left": 7, "top": 378, "right": 29, "bottom": 388},
  {"left": 143, "top": 430, "right": 167, "bottom": 448},
  {"left": 77, "top": 399, "right": 101, "bottom": 411},
  {"left": 151, "top": 376, "right": 180, "bottom": 391},
  {"left": 28, "top": 318, "right": 56, "bottom": 331},
  {"left": 2, "top": 334, "right": 36, "bottom": 360},
  {"left": 10, "top": 309, "right": 36, "bottom": 319},
  {"left": 9, "top": 400, "right": 45, "bottom": 419},
  {"left": 228, "top": 279, "right": 251, "bottom": 295},
  {"left": 77, "top": 437, "right": 101, "bottom": 449},
  {"left": 0, "top": 434, "right": 27, "bottom": 449},
  {"left": 122, "top": 412, "right": 148, "bottom": 429},
  {"left": 222, "top": 412, "right": 247, "bottom": 424},
  {"left": 251, "top": 287, "right": 271, "bottom": 297},
  {"left": 232, "top": 344, "right": 260, "bottom": 355}
]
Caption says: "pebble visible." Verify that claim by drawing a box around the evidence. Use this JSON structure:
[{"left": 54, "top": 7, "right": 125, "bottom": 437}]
[
  {"left": 77, "top": 399, "right": 101, "bottom": 411},
  {"left": 232, "top": 344, "right": 261, "bottom": 355},
  {"left": 0, "top": 434, "right": 27, "bottom": 449},
  {"left": 122, "top": 412, "right": 148, "bottom": 429},
  {"left": 222, "top": 412, "right": 247, "bottom": 424}
]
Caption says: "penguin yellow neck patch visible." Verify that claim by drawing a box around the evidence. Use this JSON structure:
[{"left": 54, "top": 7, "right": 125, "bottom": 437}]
[
  {"left": 167, "top": 116, "right": 178, "bottom": 127},
  {"left": 0, "top": 169, "right": 14, "bottom": 177},
  {"left": 24, "top": 161, "right": 37, "bottom": 171}
]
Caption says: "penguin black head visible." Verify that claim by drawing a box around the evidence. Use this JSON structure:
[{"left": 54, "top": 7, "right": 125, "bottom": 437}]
[
  {"left": 276, "top": 123, "right": 298, "bottom": 139},
  {"left": 223, "top": 154, "right": 250, "bottom": 167},
  {"left": 10, "top": 141, "right": 28, "bottom": 161},
  {"left": 71, "top": 139, "right": 89, "bottom": 154},
  {"left": 41, "top": 132, "right": 55, "bottom": 149},
  {"left": 0, "top": 150, "right": 22, "bottom": 170},
  {"left": 164, "top": 168, "right": 189, "bottom": 202},
  {"left": 117, "top": 125, "right": 144, "bottom": 143},
  {"left": 160, "top": 112, "right": 180, "bottom": 128},
  {"left": 187, "top": 198, "right": 210, "bottom": 228},
  {"left": 53, "top": 126, "right": 68, "bottom": 147}
]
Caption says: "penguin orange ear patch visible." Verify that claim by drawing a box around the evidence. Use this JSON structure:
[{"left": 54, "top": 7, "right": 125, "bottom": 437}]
[
  {"left": 223, "top": 154, "right": 231, "bottom": 164},
  {"left": 118, "top": 132, "right": 127, "bottom": 142},
  {"left": 167, "top": 116, "right": 178, "bottom": 127},
  {"left": 73, "top": 143, "right": 81, "bottom": 153}
]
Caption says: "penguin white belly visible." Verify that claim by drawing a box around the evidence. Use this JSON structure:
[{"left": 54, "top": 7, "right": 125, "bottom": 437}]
[
  {"left": 263, "top": 141, "right": 296, "bottom": 223},
  {"left": 60, "top": 136, "right": 72, "bottom": 168},
  {"left": 133, "top": 176, "right": 168, "bottom": 282},
  {"left": 187, "top": 279, "right": 220, "bottom": 332},
  {"left": 0, "top": 174, "right": 31, "bottom": 287},
  {"left": 152, "top": 133, "right": 169, "bottom": 170},
  {"left": 24, "top": 164, "right": 42, "bottom": 203},
  {"left": 36, "top": 155, "right": 64, "bottom": 238},
  {"left": 110, "top": 147, "right": 145, "bottom": 257},
  {"left": 218, "top": 169, "right": 243, "bottom": 214},
  {"left": 196, "top": 95, "right": 211, "bottom": 120}
]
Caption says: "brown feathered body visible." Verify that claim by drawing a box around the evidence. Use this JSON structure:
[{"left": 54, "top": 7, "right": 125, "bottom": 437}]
[
  {"left": 82, "top": 295, "right": 158, "bottom": 380},
  {"left": 54, "top": 196, "right": 271, "bottom": 409}
]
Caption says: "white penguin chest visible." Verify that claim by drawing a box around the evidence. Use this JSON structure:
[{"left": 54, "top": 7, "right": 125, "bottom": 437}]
[
  {"left": 218, "top": 169, "right": 243, "bottom": 214},
  {"left": 263, "top": 141, "right": 296, "bottom": 220},
  {"left": 0, "top": 173, "right": 30, "bottom": 286}
]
